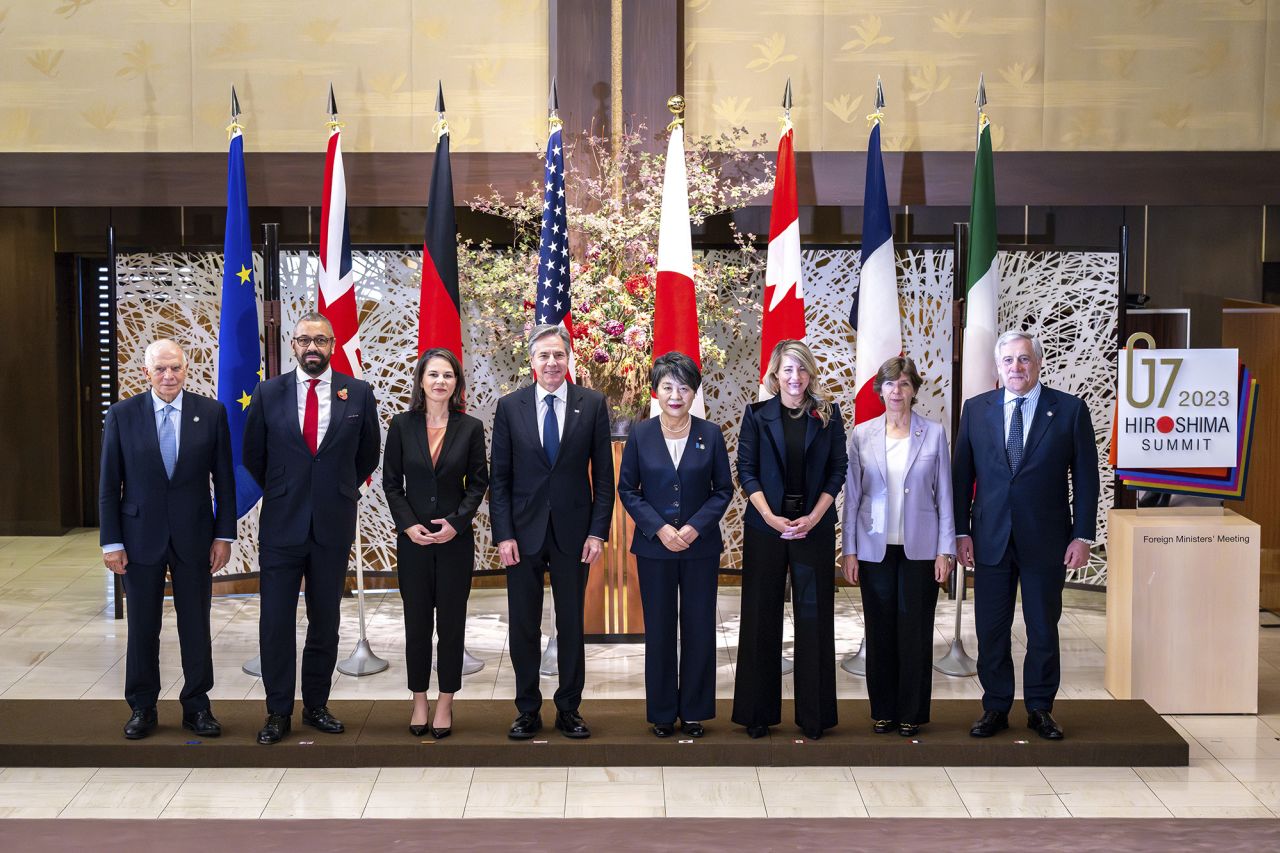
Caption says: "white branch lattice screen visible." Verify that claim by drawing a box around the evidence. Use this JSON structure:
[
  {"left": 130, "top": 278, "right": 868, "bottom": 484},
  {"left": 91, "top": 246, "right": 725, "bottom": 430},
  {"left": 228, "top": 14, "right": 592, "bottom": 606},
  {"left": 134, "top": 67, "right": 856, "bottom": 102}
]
[{"left": 115, "top": 247, "right": 1116, "bottom": 586}]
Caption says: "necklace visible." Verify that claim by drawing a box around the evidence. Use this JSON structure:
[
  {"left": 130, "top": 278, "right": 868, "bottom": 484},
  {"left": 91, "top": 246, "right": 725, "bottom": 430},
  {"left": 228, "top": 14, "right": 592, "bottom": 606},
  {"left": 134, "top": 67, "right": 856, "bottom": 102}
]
[{"left": 659, "top": 415, "right": 691, "bottom": 436}]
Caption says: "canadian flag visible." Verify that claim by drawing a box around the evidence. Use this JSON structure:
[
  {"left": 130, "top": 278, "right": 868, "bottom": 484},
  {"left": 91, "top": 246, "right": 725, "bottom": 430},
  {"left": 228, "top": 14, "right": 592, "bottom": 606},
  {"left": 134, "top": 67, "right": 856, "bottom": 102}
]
[
  {"left": 317, "top": 121, "right": 363, "bottom": 379},
  {"left": 759, "top": 117, "right": 805, "bottom": 398},
  {"left": 651, "top": 119, "right": 705, "bottom": 417}
]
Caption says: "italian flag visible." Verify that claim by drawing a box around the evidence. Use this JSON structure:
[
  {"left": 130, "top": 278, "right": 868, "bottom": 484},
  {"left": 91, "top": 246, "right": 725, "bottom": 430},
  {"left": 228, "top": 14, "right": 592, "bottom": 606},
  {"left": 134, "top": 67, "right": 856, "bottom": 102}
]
[{"left": 961, "top": 116, "right": 999, "bottom": 403}]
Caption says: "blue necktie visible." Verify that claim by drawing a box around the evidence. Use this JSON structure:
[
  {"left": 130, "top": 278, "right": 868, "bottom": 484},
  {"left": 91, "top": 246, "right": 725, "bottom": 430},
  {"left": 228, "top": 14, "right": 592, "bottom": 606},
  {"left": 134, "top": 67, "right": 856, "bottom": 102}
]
[
  {"left": 1006, "top": 397, "right": 1025, "bottom": 473},
  {"left": 542, "top": 394, "right": 559, "bottom": 466},
  {"left": 159, "top": 404, "right": 177, "bottom": 479}
]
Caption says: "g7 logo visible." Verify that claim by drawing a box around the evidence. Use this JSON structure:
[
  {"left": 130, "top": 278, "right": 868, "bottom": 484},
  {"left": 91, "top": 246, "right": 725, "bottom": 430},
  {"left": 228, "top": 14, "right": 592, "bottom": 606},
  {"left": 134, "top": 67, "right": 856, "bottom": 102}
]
[{"left": 1124, "top": 332, "right": 1182, "bottom": 409}]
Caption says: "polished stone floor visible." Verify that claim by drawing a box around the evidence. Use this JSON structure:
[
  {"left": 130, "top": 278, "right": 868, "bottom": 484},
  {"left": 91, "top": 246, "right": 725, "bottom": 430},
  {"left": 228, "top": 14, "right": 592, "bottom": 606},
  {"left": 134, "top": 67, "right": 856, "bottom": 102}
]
[{"left": 1, "top": 530, "right": 1279, "bottom": 819}]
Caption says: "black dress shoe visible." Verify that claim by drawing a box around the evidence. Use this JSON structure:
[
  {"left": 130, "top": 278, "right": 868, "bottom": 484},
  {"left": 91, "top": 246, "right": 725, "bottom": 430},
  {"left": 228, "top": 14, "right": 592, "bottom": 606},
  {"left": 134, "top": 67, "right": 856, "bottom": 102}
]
[
  {"left": 898, "top": 723, "right": 921, "bottom": 737},
  {"left": 746, "top": 725, "right": 769, "bottom": 739},
  {"left": 969, "top": 709, "right": 1010, "bottom": 738},
  {"left": 181, "top": 709, "right": 222, "bottom": 738},
  {"left": 123, "top": 707, "right": 157, "bottom": 740},
  {"left": 1027, "top": 709, "right": 1064, "bottom": 740},
  {"left": 802, "top": 726, "right": 823, "bottom": 741},
  {"left": 257, "top": 713, "right": 290, "bottom": 745},
  {"left": 409, "top": 724, "right": 429, "bottom": 737},
  {"left": 652, "top": 723, "right": 675, "bottom": 738},
  {"left": 555, "top": 710, "right": 591, "bottom": 739},
  {"left": 680, "top": 721, "right": 705, "bottom": 738},
  {"left": 301, "top": 705, "right": 345, "bottom": 734},
  {"left": 873, "top": 719, "right": 897, "bottom": 734},
  {"left": 508, "top": 711, "right": 543, "bottom": 740}
]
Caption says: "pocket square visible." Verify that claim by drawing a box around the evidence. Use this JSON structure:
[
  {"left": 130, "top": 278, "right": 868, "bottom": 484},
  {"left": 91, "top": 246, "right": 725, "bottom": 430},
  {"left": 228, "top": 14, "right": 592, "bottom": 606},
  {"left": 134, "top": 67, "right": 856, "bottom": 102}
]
[{"left": 345, "top": 413, "right": 360, "bottom": 420}]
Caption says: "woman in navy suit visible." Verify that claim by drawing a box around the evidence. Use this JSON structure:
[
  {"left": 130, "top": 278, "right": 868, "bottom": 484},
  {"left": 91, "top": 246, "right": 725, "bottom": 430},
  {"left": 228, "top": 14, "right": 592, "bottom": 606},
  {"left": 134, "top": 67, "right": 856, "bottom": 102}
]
[
  {"left": 733, "top": 340, "right": 848, "bottom": 740},
  {"left": 842, "top": 356, "right": 955, "bottom": 737},
  {"left": 383, "top": 348, "right": 489, "bottom": 739},
  {"left": 618, "top": 352, "right": 732, "bottom": 738}
]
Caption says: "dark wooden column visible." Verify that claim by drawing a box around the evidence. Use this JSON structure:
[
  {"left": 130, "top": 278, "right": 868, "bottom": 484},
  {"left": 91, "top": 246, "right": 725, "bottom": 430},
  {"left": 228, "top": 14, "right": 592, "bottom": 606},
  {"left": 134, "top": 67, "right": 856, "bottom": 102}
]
[
  {"left": 622, "top": 0, "right": 683, "bottom": 151},
  {"left": 0, "top": 209, "right": 76, "bottom": 535}
]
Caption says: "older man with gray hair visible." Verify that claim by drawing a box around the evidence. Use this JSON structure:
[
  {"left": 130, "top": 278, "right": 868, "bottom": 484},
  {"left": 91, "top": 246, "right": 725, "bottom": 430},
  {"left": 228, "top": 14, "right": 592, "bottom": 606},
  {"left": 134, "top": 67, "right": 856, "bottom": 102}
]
[
  {"left": 489, "top": 324, "right": 614, "bottom": 739},
  {"left": 953, "top": 330, "right": 1099, "bottom": 741},
  {"left": 99, "top": 339, "right": 236, "bottom": 739}
]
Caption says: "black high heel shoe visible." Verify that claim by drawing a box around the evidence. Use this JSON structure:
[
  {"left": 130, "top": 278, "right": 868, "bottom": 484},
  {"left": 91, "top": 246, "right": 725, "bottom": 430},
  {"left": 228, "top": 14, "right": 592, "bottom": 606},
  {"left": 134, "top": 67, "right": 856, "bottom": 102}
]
[
  {"left": 431, "top": 725, "right": 452, "bottom": 740},
  {"left": 410, "top": 724, "right": 429, "bottom": 737}
]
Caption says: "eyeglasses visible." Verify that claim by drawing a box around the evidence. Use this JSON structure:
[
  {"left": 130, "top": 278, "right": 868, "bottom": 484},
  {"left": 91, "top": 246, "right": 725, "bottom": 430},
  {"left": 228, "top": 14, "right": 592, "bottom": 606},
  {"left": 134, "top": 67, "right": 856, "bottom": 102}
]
[{"left": 293, "top": 336, "right": 334, "bottom": 348}]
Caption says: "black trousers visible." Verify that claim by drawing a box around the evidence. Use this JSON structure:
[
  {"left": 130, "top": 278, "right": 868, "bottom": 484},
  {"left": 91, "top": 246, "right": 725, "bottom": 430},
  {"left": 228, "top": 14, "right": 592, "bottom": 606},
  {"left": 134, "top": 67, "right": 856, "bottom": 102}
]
[
  {"left": 258, "top": 536, "right": 348, "bottom": 715},
  {"left": 732, "top": 524, "right": 837, "bottom": 733},
  {"left": 506, "top": 524, "right": 588, "bottom": 714},
  {"left": 860, "top": 545, "right": 939, "bottom": 725},
  {"left": 636, "top": 555, "right": 719, "bottom": 725},
  {"left": 122, "top": 544, "right": 213, "bottom": 714},
  {"left": 397, "top": 533, "right": 473, "bottom": 694},
  {"left": 974, "top": 540, "right": 1065, "bottom": 713}
]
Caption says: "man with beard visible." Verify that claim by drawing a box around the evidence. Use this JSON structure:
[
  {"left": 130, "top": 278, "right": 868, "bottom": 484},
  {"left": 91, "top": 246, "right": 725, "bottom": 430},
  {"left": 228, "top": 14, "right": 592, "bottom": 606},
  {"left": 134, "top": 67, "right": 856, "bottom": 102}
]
[{"left": 242, "top": 312, "right": 381, "bottom": 744}]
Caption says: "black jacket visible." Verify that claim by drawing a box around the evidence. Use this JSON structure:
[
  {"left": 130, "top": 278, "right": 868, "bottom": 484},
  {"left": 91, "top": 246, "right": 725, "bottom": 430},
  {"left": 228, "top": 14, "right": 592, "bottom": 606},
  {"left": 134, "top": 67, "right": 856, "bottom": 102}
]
[{"left": 382, "top": 410, "right": 489, "bottom": 538}]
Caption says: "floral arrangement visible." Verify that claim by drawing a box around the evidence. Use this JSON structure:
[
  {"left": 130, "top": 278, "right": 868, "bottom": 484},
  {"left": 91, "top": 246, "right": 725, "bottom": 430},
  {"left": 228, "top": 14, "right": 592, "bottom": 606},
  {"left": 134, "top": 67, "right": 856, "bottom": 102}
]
[{"left": 461, "top": 124, "right": 776, "bottom": 427}]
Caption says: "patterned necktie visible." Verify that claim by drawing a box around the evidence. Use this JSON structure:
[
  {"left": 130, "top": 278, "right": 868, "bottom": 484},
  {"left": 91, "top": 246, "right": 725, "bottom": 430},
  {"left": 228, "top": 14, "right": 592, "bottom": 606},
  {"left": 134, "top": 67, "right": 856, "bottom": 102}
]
[
  {"left": 1006, "top": 397, "right": 1025, "bottom": 473},
  {"left": 542, "top": 394, "right": 559, "bottom": 466},
  {"left": 158, "top": 404, "right": 177, "bottom": 479},
  {"left": 303, "top": 378, "right": 320, "bottom": 454}
]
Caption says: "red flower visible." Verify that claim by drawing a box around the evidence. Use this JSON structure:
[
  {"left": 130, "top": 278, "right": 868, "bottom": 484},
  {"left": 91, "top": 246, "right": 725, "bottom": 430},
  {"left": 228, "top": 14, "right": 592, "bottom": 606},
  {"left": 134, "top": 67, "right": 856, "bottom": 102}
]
[
  {"left": 522, "top": 299, "right": 535, "bottom": 310},
  {"left": 624, "top": 274, "right": 650, "bottom": 297}
]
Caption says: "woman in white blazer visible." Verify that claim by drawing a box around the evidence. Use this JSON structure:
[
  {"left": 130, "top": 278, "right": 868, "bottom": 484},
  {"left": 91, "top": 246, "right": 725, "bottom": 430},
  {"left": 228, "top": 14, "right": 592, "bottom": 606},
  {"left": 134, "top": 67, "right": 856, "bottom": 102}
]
[{"left": 842, "top": 356, "right": 955, "bottom": 737}]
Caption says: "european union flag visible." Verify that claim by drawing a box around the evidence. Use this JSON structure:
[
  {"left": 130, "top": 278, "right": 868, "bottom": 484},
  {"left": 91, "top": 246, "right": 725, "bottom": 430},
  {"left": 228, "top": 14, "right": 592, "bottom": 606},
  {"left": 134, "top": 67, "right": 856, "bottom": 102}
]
[{"left": 216, "top": 125, "right": 263, "bottom": 517}]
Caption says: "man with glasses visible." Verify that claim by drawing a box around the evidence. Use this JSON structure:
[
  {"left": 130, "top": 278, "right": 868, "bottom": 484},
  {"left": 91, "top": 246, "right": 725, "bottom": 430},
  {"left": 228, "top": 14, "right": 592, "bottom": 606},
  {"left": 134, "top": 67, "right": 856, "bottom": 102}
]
[
  {"left": 99, "top": 339, "right": 236, "bottom": 739},
  {"left": 243, "top": 312, "right": 381, "bottom": 744}
]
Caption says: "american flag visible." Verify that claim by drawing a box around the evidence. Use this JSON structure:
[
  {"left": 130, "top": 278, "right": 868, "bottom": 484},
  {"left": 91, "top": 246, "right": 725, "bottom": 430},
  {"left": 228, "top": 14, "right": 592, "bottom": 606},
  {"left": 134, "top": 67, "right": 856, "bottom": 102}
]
[{"left": 536, "top": 122, "right": 574, "bottom": 378}]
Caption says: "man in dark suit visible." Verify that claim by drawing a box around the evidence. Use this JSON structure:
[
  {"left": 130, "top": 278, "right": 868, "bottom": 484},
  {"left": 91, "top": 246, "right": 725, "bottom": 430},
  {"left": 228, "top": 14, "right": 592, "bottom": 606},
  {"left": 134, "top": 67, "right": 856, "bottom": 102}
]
[
  {"left": 99, "top": 339, "right": 235, "bottom": 740},
  {"left": 953, "top": 330, "right": 1099, "bottom": 740},
  {"left": 242, "top": 312, "right": 380, "bottom": 744},
  {"left": 490, "top": 324, "right": 614, "bottom": 739}
]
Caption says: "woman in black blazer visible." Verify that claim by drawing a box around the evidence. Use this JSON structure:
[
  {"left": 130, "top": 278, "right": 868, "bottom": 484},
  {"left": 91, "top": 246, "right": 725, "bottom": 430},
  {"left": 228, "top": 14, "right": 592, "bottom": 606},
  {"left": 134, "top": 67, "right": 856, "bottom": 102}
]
[
  {"left": 733, "top": 339, "right": 848, "bottom": 740},
  {"left": 618, "top": 352, "right": 733, "bottom": 738},
  {"left": 383, "top": 348, "right": 488, "bottom": 739}
]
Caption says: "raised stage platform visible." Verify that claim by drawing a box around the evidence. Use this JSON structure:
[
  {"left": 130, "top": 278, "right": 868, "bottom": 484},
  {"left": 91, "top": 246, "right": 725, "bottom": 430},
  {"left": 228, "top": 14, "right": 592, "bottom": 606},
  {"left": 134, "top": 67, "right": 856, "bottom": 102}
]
[{"left": 0, "top": 698, "right": 1187, "bottom": 768}]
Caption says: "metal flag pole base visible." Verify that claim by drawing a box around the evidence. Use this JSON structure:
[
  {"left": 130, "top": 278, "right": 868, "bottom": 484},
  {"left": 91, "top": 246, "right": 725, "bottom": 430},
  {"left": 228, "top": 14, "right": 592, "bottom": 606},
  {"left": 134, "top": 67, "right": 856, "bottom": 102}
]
[
  {"left": 781, "top": 654, "right": 795, "bottom": 675},
  {"left": 336, "top": 521, "right": 389, "bottom": 677},
  {"left": 840, "top": 639, "right": 867, "bottom": 676},
  {"left": 539, "top": 636, "right": 559, "bottom": 677},
  {"left": 433, "top": 646, "right": 486, "bottom": 676},
  {"left": 242, "top": 655, "right": 262, "bottom": 678},
  {"left": 934, "top": 564, "right": 978, "bottom": 677}
]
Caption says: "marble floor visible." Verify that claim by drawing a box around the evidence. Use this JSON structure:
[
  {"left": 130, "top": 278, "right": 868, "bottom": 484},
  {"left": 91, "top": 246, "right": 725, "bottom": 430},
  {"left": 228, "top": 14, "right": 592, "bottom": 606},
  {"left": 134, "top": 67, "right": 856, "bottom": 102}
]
[{"left": 2, "top": 530, "right": 1280, "bottom": 819}]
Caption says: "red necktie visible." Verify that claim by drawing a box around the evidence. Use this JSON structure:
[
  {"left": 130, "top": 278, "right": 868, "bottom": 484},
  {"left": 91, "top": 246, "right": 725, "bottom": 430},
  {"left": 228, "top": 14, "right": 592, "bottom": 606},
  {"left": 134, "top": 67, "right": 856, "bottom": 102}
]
[{"left": 303, "top": 378, "right": 320, "bottom": 454}]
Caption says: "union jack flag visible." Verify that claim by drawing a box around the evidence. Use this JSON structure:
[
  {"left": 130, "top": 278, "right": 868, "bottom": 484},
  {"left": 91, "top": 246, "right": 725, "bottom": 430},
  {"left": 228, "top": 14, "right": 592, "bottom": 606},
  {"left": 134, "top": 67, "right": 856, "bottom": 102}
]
[{"left": 535, "top": 122, "right": 574, "bottom": 378}]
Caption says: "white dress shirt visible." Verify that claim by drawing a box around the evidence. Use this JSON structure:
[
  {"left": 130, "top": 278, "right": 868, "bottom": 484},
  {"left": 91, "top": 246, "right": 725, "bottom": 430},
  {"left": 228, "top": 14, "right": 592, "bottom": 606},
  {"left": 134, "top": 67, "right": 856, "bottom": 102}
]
[
  {"left": 884, "top": 434, "right": 909, "bottom": 546},
  {"left": 1002, "top": 381, "right": 1041, "bottom": 447},
  {"left": 665, "top": 436, "right": 688, "bottom": 468},
  {"left": 296, "top": 366, "right": 333, "bottom": 447},
  {"left": 538, "top": 381, "right": 568, "bottom": 447}
]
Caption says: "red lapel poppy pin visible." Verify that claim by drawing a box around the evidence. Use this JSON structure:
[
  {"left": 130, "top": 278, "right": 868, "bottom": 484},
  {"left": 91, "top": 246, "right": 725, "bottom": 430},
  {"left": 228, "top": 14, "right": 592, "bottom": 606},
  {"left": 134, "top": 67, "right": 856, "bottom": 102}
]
[{"left": 337, "top": 388, "right": 349, "bottom": 401}]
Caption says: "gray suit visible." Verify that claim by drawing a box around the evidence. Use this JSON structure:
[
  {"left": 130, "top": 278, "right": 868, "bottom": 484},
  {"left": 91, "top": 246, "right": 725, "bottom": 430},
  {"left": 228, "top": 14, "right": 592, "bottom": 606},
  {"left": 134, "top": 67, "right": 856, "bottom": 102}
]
[{"left": 842, "top": 410, "right": 955, "bottom": 725}]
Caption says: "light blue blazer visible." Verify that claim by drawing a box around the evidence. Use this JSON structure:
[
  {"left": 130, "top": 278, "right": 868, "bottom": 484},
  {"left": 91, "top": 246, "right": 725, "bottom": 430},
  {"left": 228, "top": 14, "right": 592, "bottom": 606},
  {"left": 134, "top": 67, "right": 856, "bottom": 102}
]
[{"left": 841, "top": 411, "right": 956, "bottom": 562}]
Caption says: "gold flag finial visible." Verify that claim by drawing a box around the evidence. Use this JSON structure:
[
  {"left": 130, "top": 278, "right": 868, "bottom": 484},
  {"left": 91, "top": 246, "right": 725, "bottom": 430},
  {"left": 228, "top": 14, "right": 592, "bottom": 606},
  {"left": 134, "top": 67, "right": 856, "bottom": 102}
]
[{"left": 667, "top": 94, "right": 686, "bottom": 131}]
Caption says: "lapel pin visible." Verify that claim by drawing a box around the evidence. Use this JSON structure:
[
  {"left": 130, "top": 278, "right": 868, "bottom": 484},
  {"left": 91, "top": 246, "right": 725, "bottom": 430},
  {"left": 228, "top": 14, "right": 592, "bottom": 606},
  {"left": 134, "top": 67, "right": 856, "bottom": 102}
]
[
  {"left": 574, "top": 409, "right": 580, "bottom": 414},
  {"left": 1046, "top": 410, "right": 1054, "bottom": 417},
  {"left": 193, "top": 416, "right": 200, "bottom": 423},
  {"left": 337, "top": 388, "right": 349, "bottom": 401}
]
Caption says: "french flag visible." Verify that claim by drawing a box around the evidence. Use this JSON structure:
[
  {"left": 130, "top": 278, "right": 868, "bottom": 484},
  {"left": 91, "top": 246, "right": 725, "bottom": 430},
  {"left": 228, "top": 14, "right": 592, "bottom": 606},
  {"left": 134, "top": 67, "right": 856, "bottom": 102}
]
[
  {"left": 758, "top": 114, "right": 806, "bottom": 399},
  {"left": 651, "top": 115, "right": 705, "bottom": 417},
  {"left": 317, "top": 93, "right": 363, "bottom": 379},
  {"left": 851, "top": 119, "right": 902, "bottom": 424}
]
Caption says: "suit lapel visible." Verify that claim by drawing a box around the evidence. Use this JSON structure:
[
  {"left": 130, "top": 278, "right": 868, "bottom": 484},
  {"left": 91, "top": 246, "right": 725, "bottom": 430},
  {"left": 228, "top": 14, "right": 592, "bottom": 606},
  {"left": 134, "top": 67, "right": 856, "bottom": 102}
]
[
  {"left": 316, "top": 375, "right": 349, "bottom": 455},
  {"left": 1020, "top": 386, "right": 1055, "bottom": 464},
  {"left": 520, "top": 385, "right": 552, "bottom": 470},
  {"left": 760, "top": 398, "right": 786, "bottom": 467},
  {"left": 435, "top": 411, "right": 462, "bottom": 474},
  {"left": 557, "top": 385, "right": 583, "bottom": 462},
  {"left": 281, "top": 373, "right": 311, "bottom": 454},
  {"left": 868, "top": 416, "right": 888, "bottom": 484},
  {"left": 676, "top": 419, "right": 702, "bottom": 474},
  {"left": 135, "top": 393, "right": 165, "bottom": 478},
  {"left": 985, "top": 391, "right": 1010, "bottom": 474},
  {"left": 803, "top": 408, "right": 819, "bottom": 452},
  {"left": 903, "top": 411, "right": 926, "bottom": 475},
  {"left": 410, "top": 411, "right": 435, "bottom": 476}
]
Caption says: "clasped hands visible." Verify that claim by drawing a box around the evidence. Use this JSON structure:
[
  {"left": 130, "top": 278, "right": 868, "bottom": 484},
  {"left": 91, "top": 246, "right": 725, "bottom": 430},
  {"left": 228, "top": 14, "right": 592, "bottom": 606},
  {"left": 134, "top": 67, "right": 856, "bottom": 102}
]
[
  {"left": 656, "top": 524, "right": 700, "bottom": 553},
  {"left": 763, "top": 511, "right": 816, "bottom": 540},
  {"left": 405, "top": 518, "right": 458, "bottom": 547}
]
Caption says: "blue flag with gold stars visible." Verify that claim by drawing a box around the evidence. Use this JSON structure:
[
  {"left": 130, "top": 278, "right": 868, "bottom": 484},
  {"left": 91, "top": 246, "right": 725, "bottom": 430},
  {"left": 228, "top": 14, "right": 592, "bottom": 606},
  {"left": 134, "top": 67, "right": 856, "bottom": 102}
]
[{"left": 216, "top": 125, "right": 263, "bottom": 517}]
